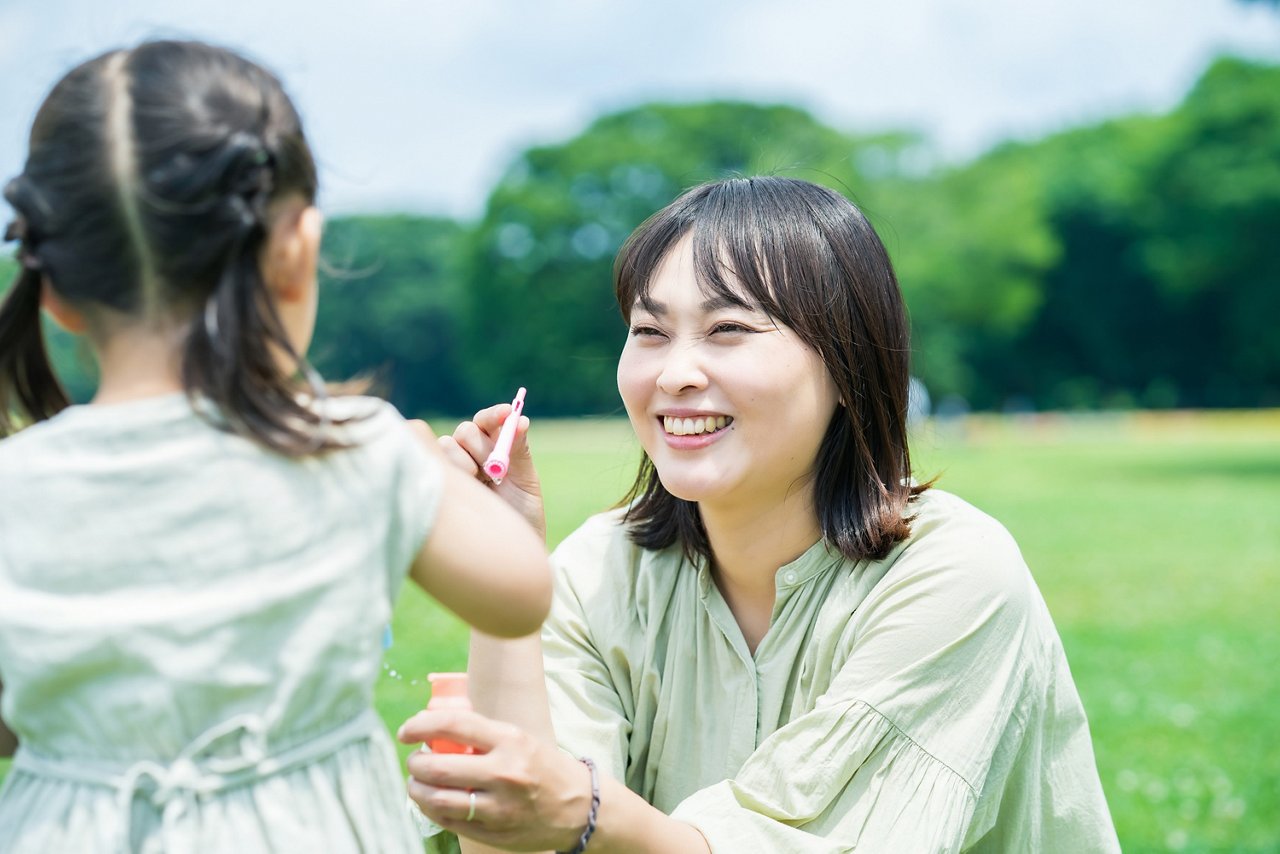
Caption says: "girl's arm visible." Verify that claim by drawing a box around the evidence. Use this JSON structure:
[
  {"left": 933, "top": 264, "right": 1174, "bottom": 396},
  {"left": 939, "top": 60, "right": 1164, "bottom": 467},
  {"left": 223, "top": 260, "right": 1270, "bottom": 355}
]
[
  {"left": 408, "top": 422, "right": 551, "bottom": 639},
  {"left": 0, "top": 680, "right": 16, "bottom": 757}
]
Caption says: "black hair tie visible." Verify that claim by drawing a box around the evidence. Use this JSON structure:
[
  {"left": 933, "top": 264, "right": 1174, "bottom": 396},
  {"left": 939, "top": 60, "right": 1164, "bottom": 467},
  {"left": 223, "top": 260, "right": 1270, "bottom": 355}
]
[
  {"left": 3, "top": 216, "right": 43, "bottom": 272},
  {"left": 226, "top": 135, "right": 275, "bottom": 235}
]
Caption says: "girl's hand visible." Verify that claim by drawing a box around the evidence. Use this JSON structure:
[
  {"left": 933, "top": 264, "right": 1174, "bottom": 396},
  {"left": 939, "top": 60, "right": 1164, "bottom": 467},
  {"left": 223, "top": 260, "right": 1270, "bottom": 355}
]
[
  {"left": 399, "top": 709, "right": 591, "bottom": 852},
  {"left": 421, "top": 402, "right": 546, "bottom": 541}
]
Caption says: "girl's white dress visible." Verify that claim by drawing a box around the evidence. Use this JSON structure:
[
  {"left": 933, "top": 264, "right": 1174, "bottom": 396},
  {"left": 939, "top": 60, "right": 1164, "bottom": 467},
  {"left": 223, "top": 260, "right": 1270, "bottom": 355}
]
[{"left": 0, "top": 394, "right": 439, "bottom": 853}]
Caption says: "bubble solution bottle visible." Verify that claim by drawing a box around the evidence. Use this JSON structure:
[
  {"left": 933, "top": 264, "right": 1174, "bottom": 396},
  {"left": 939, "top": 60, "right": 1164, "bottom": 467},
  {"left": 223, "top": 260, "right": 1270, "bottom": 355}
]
[{"left": 425, "top": 672, "right": 476, "bottom": 754}]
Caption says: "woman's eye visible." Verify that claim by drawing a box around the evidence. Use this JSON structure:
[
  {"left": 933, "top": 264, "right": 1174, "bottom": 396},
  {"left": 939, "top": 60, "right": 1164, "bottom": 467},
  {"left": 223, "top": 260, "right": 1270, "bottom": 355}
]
[
  {"left": 710, "top": 322, "right": 752, "bottom": 335},
  {"left": 629, "top": 325, "right": 664, "bottom": 337}
]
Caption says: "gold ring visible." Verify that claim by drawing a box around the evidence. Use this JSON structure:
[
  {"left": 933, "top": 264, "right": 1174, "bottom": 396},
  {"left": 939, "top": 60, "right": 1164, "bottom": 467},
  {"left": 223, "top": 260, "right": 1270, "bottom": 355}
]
[{"left": 466, "top": 790, "right": 477, "bottom": 822}]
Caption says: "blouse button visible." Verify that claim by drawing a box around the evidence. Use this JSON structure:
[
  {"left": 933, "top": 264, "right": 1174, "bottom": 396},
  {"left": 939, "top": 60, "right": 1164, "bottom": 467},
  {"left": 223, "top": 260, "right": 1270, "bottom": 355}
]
[{"left": 783, "top": 571, "right": 797, "bottom": 585}]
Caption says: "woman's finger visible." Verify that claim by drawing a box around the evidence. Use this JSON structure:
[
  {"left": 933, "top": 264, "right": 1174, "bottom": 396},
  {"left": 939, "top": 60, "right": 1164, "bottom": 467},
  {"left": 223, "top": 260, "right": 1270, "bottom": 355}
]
[
  {"left": 450, "top": 419, "right": 499, "bottom": 473},
  {"left": 406, "top": 777, "right": 486, "bottom": 825},
  {"left": 406, "top": 749, "right": 504, "bottom": 791},
  {"left": 397, "top": 708, "right": 508, "bottom": 754},
  {"left": 470, "top": 403, "right": 514, "bottom": 436},
  {"left": 437, "top": 435, "right": 480, "bottom": 476},
  {"left": 450, "top": 420, "right": 497, "bottom": 469}
]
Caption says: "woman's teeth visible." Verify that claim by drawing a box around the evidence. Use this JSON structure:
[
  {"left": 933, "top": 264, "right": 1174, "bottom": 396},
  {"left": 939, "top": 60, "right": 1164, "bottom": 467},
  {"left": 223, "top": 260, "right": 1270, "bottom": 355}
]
[{"left": 663, "top": 415, "right": 732, "bottom": 436}]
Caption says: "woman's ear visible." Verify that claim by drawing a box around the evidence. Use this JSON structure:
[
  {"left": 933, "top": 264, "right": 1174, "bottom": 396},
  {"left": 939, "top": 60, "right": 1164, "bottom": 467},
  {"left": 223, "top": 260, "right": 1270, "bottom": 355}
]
[
  {"left": 262, "top": 200, "right": 322, "bottom": 305},
  {"left": 40, "top": 278, "right": 87, "bottom": 334}
]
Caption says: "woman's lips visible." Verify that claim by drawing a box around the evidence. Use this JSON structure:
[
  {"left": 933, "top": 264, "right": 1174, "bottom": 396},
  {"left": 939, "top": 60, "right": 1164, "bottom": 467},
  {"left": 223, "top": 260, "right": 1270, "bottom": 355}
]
[{"left": 657, "top": 414, "right": 733, "bottom": 449}]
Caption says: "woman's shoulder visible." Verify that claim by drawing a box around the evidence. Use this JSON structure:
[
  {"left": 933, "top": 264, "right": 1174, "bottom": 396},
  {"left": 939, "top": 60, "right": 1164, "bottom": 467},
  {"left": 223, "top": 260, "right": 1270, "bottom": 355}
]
[
  {"left": 902, "top": 488, "right": 1023, "bottom": 558},
  {"left": 882, "top": 487, "right": 1035, "bottom": 613},
  {"left": 551, "top": 509, "right": 643, "bottom": 573},
  {"left": 550, "top": 509, "right": 683, "bottom": 602}
]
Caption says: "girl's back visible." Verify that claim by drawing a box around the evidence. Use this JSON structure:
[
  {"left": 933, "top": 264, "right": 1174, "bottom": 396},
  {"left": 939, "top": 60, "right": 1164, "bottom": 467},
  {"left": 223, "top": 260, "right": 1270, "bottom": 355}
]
[
  {"left": 0, "top": 393, "right": 433, "bottom": 851},
  {"left": 0, "top": 38, "right": 552, "bottom": 852}
]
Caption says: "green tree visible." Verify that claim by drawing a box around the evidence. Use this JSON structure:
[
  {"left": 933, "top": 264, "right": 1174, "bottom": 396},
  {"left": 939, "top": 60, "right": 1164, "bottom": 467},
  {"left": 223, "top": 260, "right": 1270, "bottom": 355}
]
[
  {"left": 313, "top": 215, "right": 470, "bottom": 417},
  {"left": 974, "top": 56, "right": 1280, "bottom": 409},
  {"left": 875, "top": 144, "right": 1061, "bottom": 405},
  {"left": 1132, "top": 57, "right": 1280, "bottom": 405}
]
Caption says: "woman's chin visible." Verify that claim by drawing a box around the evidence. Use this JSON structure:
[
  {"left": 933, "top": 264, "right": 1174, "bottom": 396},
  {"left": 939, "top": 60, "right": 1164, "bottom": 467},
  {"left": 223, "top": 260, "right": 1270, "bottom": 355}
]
[{"left": 655, "top": 471, "right": 732, "bottom": 505}]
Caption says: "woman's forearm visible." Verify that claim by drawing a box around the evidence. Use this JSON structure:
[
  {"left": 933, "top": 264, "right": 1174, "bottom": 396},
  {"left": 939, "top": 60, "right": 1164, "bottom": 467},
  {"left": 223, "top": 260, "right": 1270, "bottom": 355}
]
[
  {"left": 461, "top": 631, "right": 556, "bottom": 854},
  {"left": 467, "top": 630, "right": 554, "bottom": 743},
  {"left": 591, "top": 775, "right": 712, "bottom": 854},
  {"left": 449, "top": 634, "right": 709, "bottom": 854},
  {"left": 469, "top": 641, "right": 709, "bottom": 854}
]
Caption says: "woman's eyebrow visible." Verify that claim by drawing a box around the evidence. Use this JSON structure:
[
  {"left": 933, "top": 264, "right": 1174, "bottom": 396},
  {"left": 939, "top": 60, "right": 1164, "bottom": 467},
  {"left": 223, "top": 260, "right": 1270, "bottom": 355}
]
[
  {"left": 700, "top": 293, "right": 755, "bottom": 313},
  {"left": 634, "top": 293, "right": 756, "bottom": 316}
]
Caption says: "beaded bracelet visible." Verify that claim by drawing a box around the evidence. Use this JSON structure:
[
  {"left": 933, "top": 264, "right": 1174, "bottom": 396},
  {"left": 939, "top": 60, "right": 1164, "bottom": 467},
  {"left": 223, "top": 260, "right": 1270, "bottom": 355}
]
[{"left": 558, "top": 757, "right": 600, "bottom": 854}]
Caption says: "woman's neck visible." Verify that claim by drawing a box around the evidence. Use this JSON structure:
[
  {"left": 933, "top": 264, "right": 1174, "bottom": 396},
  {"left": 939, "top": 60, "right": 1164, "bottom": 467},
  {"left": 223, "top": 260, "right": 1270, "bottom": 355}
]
[{"left": 700, "top": 486, "right": 823, "bottom": 652}]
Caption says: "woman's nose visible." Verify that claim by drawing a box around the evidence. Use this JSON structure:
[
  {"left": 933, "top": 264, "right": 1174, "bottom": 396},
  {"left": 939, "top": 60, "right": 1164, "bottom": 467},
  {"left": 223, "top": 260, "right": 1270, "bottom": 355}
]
[{"left": 656, "top": 342, "right": 708, "bottom": 395}]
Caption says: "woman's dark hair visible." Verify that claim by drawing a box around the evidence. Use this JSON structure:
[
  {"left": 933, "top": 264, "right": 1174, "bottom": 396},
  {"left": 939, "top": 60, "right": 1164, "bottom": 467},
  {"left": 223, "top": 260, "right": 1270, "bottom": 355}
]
[
  {"left": 0, "top": 40, "right": 355, "bottom": 453},
  {"left": 615, "top": 176, "right": 929, "bottom": 563}
]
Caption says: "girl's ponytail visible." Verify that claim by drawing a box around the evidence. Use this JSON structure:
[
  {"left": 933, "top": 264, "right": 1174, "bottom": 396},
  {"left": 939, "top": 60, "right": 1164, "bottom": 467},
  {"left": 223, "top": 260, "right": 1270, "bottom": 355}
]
[
  {"left": 175, "top": 131, "right": 345, "bottom": 455},
  {"left": 182, "top": 192, "right": 334, "bottom": 453},
  {"left": 0, "top": 212, "right": 69, "bottom": 436}
]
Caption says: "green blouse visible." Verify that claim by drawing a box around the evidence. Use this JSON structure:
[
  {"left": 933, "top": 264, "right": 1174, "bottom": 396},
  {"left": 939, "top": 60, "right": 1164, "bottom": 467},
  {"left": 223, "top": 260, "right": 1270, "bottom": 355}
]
[{"left": 540, "top": 489, "right": 1120, "bottom": 852}]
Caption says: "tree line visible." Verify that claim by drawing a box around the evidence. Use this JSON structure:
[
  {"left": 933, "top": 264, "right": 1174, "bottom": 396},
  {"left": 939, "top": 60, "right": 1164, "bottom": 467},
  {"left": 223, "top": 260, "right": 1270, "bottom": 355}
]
[{"left": 5, "top": 56, "right": 1277, "bottom": 417}]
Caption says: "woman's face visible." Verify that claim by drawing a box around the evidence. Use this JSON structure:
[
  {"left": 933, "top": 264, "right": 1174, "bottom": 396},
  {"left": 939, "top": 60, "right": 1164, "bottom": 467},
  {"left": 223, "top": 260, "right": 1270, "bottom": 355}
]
[{"left": 617, "top": 235, "right": 840, "bottom": 512}]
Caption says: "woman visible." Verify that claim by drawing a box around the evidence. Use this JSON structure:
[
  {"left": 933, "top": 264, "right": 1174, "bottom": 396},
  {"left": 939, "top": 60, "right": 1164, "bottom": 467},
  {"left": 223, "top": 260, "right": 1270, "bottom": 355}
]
[{"left": 400, "top": 177, "right": 1120, "bottom": 853}]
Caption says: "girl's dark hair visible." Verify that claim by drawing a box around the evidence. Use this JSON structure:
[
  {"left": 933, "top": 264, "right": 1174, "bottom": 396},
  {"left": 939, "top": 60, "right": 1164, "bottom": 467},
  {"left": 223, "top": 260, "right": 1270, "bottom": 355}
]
[
  {"left": 615, "top": 176, "right": 929, "bottom": 563},
  {"left": 0, "top": 40, "right": 355, "bottom": 453}
]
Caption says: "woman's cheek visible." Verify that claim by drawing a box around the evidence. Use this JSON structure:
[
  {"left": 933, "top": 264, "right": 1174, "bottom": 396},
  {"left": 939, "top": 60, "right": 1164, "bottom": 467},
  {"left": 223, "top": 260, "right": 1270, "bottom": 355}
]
[{"left": 616, "top": 349, "right": 651, "bottom": 412}]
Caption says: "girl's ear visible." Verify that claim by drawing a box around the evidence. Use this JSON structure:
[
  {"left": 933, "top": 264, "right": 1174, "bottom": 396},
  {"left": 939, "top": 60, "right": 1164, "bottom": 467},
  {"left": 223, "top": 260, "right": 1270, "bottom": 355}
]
[
  {"left": 40, "top": 278, "right": 88, "bottom": 334},
  {"left": 262, "top": 200, "right": 322, "bottom": 305}
]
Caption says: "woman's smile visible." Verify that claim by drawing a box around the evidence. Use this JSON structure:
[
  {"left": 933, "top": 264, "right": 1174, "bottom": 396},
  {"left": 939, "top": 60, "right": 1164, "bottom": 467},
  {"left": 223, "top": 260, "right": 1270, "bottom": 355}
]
[
  {"left": 617, "top": 234, "right": 839, "bottom": 507},
  {"left": 659, "top": 412, "right": 735, "bottom": 449},
  {"left": 661, "top": 414, "right": 733, "bottom": 436}
]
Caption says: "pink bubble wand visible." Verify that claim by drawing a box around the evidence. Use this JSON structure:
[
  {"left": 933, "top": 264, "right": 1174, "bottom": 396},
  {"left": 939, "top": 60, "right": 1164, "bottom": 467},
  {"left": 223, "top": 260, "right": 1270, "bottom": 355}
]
[{"left": 482, "top": 387, "right": 526, "bottom": 484}]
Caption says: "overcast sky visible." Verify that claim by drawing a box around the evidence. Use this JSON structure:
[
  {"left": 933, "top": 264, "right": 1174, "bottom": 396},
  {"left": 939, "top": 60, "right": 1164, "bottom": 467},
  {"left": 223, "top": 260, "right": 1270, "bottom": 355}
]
[{"left": 2, "top": 0, "right": 1277, "bottom": 218}]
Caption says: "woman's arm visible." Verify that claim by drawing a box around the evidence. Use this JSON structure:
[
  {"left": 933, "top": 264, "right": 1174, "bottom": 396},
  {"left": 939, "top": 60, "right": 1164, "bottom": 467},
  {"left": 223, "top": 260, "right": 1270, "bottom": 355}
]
[
  {"left": 457, "top": 631, "right": 555, "bottom": 854},
  {"left": 0, "top": 680, "right": 17, "bottom": 757}
]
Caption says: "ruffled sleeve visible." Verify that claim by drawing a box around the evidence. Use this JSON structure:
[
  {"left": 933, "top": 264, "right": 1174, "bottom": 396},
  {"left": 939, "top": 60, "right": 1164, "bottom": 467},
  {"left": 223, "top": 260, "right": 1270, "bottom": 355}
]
[{"left": 672, "top": 702, "right": 975, "bottom": 852}]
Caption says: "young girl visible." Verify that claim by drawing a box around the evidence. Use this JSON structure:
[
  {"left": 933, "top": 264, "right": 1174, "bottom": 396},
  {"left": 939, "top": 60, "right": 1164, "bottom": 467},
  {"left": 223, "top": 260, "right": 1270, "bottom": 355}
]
[
  {"left": 402, "top": 177, "right": 1120, "bottom": 853},
  {"left": 0, "top": 40, "right": 550, "bottom": 853}
]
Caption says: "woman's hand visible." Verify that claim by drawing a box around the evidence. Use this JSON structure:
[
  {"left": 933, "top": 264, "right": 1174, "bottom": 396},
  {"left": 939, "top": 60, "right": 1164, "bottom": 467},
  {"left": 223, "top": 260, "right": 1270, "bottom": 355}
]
[
  {"left": 399, "top": 708, "right": 591, "bottom": 852},
  {"left": 416, "top": 401, "right": 546, "bottom": 541}
]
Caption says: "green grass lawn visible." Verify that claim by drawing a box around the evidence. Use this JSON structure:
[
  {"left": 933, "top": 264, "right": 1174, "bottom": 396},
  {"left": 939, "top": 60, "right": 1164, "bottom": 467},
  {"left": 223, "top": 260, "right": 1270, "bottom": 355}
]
[{"left": 4, "top": 410, "right": 1277, "bottom": 852}]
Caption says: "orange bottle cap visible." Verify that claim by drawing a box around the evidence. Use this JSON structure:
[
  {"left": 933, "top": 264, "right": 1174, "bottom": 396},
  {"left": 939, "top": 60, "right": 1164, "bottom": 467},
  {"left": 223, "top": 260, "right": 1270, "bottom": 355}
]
[{"left": 427, "top": 672, "right": 468, "bottom": 698}]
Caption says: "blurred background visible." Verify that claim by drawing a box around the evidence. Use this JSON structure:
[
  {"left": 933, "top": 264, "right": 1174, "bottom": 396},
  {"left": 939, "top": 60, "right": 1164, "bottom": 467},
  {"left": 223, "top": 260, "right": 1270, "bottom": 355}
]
[
  {"left": 3, "top": 0, "right": 1279, "bottom": 416},
  {"left": 2, "top": 1, "right": 1278, "bottom": 851}
]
